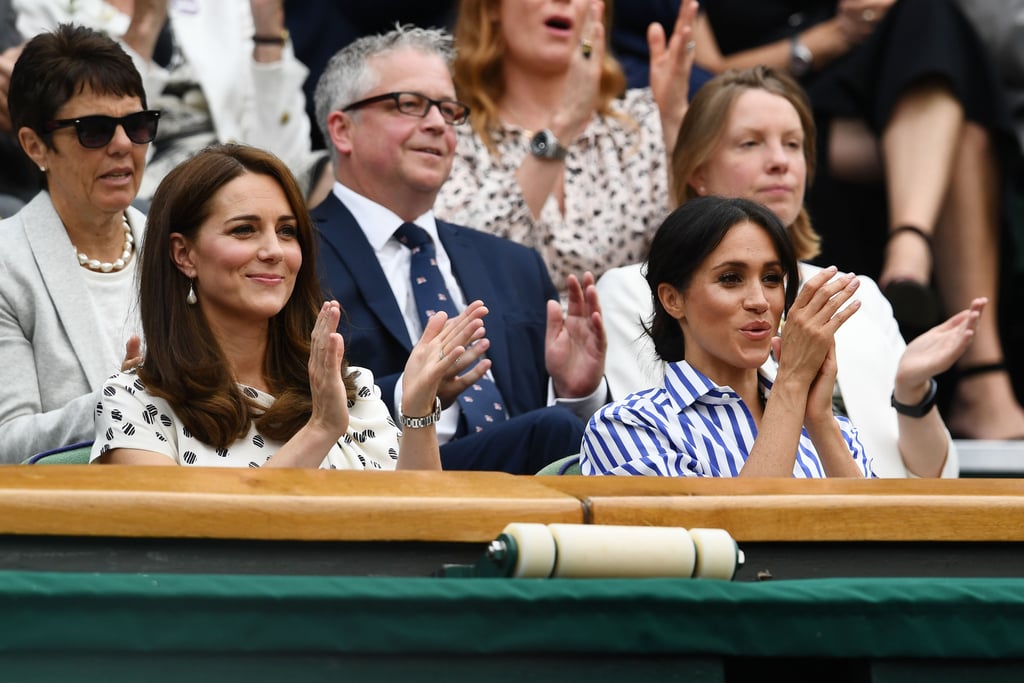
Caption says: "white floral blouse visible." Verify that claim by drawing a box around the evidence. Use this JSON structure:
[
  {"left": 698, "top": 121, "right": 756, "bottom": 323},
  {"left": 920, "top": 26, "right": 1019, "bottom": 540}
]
[
  {"left": 90, "top": 366, "right": 401, "bottom": 469},
  {"left": 436, "top": 88, "right": 671, "bottom": 299}
]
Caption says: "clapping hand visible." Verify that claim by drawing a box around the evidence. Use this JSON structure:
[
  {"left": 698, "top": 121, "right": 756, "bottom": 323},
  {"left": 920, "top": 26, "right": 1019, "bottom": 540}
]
[
  {"left": 774, "top": 267, "right": 860, "bottom": 394},
  {"left": 555, "top": 0, "right": 605, "bottom": 142},
  {"left": 409, "top": 300, "right": 489, "bottom": 412},
  {"left": 0, "top": 45, "right": 23, "bottom": 133},
  {"left": 546, "top": 272, "right": 606, "bottom": 398},
  {"left": 121, "top": 335, "right": 143, "bottom": 372},
  {"left": 836, "top": 0, "right": 896, "bottom": 45},
  {"left": 894, "top": 297, "right": 985, "bottom": 402},
  {"left": 306, "top": 301, "right": 350, "bottom": 442},
  {"left": 648, "top": 0, "right": 699, "bottom": 150}
]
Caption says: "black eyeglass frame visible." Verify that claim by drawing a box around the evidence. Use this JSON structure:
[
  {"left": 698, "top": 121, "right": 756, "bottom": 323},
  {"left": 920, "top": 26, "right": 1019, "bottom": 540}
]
[
  {"left": 42, "top": 110, "right": 161, "bottom": 149},
  {"left": 341, "top": 92, "right": 471, "bottom": 125}
]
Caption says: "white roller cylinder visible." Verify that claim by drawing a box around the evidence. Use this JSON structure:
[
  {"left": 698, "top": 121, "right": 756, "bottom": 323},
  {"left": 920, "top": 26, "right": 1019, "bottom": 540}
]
[
  {"left": 546, "top": 524, "right": 697, "bottom": 578},
  {"left": 689, "top": 527, "right": 742, "bottom": 580},
  {"left": 502, "top": 522, "right": 557, "bottom": 578}
]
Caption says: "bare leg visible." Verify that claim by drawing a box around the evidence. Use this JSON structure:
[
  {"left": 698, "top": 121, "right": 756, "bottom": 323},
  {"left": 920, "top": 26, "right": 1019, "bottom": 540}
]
[
  {"left": 829, "top": 119, "right": 882, "bottom": 183},
  {"left": 935, "top": 123, "right": 1024, "bottom": 439},
  {"left": 879, "top": 80, "right": 963, "bottom": 288}
]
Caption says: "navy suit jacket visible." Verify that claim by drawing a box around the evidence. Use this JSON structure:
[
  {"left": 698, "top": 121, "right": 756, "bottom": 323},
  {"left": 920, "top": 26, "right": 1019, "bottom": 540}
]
[{"left": 312, "top": 193, "right": 558, "bottom": 418}]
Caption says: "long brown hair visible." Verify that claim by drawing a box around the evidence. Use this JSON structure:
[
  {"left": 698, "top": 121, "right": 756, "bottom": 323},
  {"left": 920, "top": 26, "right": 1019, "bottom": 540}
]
[
  {"left": 453, "top": 0, "right": 627, "bottom": 153},
  {"left": 138, "top": 144, "right": 355, "bottom": 448},
  {"left": 671, "top": 65, "right": 821, "bottom": 261}
]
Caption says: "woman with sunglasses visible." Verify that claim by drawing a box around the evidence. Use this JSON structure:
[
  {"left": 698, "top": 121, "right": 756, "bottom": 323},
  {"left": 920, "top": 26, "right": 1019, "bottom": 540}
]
[
  {"left": 17, "top": 0, "right": 329, "bottom": 208},
  {"left": 0, "top": 24, "right": 155, "bottom": 462}
]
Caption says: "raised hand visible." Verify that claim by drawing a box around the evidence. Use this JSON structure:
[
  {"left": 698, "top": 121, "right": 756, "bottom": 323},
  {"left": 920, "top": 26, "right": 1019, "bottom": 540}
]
[
  {"left": 648, "top": 0, "right": 699, "bottom": 150},
  {"left": 122, "top": 0, "right": 169, "bottom": 61},
  {"left": 767, "top": 271, "right": 865, "bottom": 476},
  {"left": 804, "top": 339, "right": 840, "bottom": 425},
  {"left": 546, "top": 272, "right": 606, "bottom": 398},
  {"left": 121, "top": 334, "right": 143, "bottom": 372},
  {"left": 305, "top": 300, "right": 350, "bottom": 441},
  {"left": 836, "top": 0, "right": 896, "bottom": 45},
  {"left": 0, "top": 45, "right": 23, "bottom": 133},
  {"left": 554, "top": 0, "right": 606, "bottom": 141},
  {"left": 407, "top": 300, "right": 489, "bottom": 413},
  {"left": 895, "top": 297, "right": 985, "bottom": 402},
  {"left": 775, "top": 267, "right": 860, "bottom": 388}
]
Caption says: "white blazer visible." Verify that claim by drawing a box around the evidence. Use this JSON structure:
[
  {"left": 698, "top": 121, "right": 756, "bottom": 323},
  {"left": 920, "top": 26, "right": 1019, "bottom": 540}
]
[
  {"left": 0, "top": 192, "right": 146, "bottom": 462},
  {"left": 597, "top": 262, "right": 958, "bottom": 478}
]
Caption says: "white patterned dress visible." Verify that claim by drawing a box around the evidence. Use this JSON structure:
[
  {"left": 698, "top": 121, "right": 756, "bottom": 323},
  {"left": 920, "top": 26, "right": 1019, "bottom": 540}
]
[
  {"left": 435, "top": 88, "right": 671, "bottom": 299},
  {"left": 90, "top": 366, "right": 400, "bottom": 469}
]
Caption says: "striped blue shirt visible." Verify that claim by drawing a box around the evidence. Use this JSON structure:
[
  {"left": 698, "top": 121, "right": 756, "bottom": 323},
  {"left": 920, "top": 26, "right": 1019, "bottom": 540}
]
[{"left": 581, "top": 361, "right": 875, "bottom": 477}]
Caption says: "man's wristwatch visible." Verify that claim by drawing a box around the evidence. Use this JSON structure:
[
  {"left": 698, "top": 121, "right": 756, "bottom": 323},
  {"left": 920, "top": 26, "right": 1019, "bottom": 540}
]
[
  {"left": 890, "top": 378, "right": 938, "bottom": 418},
  {"left": 789, "top": 36, "right": 813, "bottom": 78},
  {"left": 401, "top": 396, "right": 442, "bottom": 429},
  {"left": 529, "top": 129, "right": 568, "bottom": 160}
]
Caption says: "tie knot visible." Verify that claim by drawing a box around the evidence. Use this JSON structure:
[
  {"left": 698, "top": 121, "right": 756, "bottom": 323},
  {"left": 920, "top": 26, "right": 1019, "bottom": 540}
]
[{"left": 394, "top": 222, "right": 432, "bottom": 250}]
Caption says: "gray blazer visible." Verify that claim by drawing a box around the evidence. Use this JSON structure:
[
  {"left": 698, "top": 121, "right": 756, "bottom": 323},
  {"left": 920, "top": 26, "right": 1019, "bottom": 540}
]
[{"left": 0, "top": 192, "right": 145, "bottom": 462}]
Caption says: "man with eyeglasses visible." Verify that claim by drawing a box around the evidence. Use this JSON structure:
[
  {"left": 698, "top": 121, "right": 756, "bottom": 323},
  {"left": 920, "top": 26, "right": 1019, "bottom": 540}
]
[{"left": 311, "top": 24, "right": 608, "bottom": 475}]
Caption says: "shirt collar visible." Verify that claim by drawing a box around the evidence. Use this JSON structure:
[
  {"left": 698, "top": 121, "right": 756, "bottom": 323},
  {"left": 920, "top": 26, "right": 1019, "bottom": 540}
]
[
  {"left": 332, "top": 181, "right": 439, "bottom": 251},
  {"left": 663, "top": 361, "right": 773, "bottom": 412}
]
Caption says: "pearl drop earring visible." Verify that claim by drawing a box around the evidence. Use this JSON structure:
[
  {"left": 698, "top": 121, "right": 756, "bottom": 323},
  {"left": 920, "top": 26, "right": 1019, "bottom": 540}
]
[{"left": 186, "top": 280, "right": 197, "bottom": 305}]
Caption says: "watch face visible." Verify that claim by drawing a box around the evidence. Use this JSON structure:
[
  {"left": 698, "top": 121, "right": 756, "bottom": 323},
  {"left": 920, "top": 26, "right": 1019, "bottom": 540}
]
[
  {"left": 531, "top": 131, "right": 553, "bottom": 156},
  {"left": 530, "top": 129, "right": 566, "bottom": 159},
  {"left": 791, "top": 40, "right": 812, "bottom": 77}
]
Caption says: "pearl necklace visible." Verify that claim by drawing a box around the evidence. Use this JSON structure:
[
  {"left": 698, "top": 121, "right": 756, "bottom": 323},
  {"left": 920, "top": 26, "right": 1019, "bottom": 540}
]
[{"left": 73, "top": 215, "right": 134, "bottom": 273}]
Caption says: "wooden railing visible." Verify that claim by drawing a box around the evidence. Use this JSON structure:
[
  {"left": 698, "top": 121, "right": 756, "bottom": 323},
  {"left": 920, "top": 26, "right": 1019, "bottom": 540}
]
[{"left": 0, "top": 466, "right": 1022, "bottom": 543}]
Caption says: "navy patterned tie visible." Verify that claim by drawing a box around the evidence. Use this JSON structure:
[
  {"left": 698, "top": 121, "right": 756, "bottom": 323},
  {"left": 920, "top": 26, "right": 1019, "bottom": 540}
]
[{"left": 394, "top": 223, "right": 508, "bottom": 434}]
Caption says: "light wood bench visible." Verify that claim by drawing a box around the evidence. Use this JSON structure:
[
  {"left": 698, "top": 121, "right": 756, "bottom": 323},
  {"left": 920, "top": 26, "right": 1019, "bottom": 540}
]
[
  {"left": 535, "top": 477, "right": 1024, "bottom": 540},
  {"left": 0, "top": 467, "right": 582, "bottom": 542}
]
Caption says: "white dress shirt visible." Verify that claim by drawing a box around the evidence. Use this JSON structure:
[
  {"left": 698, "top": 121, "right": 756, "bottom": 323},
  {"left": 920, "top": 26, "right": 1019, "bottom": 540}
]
[{"left": 333, "top": 182, "right": 607, "bottom": 444}]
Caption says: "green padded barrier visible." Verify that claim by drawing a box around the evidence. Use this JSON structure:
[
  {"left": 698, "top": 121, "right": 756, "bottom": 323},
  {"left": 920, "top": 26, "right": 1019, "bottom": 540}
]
[{"left": 1, "top": 572, "right": 1024, "bottom": 662}]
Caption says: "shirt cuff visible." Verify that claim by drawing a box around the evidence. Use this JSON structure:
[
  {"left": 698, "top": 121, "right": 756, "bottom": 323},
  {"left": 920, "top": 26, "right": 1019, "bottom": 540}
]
[{"left": 549, "top": 377, "right": 610, "bottom": 423}]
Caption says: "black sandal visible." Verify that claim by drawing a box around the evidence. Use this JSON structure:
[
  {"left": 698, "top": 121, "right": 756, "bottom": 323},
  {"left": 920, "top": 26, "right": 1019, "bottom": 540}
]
[
  {"left": 950, "top": 361, "right": 1024, "bottom": 440},
  {"left": 881, "top": 226, "right": 941, "bottom": 337}
]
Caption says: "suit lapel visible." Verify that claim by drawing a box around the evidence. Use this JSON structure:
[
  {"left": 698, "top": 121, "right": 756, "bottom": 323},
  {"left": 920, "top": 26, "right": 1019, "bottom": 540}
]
[
  {"left": 313, "top": 194, "right": 414, "bottom": 350},
  {"left": 22, "top": 194, "right": 113, "bottom": 384},
  {"left": 438, "top": 221, "right": 513, "bottom": 393}
]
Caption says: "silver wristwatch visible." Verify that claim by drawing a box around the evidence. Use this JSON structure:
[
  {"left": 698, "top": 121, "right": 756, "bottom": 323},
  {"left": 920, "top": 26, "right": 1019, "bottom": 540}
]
[
  {"left": 789, "top": 36, "right": 813, "bottom": 78},
  {"left": 400, "top": 396, "right": 442, "bottom": 429},
  {"left": 529, "top": 128, "right": 568, "bottom": 160}
]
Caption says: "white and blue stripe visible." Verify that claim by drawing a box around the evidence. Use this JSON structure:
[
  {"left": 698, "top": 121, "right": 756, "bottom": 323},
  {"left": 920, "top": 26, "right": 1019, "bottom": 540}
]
[{"left": 581, "top": 361, "right": 875, "bottom": 478}]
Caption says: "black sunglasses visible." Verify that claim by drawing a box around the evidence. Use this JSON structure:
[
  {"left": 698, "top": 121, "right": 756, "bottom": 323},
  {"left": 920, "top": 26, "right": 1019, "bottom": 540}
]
[
  {"left": 342, "top": 91, "right": 470, "bottom": 125},
  {"left": 43, "top": 110, "right": 161, "bottom": 148}
]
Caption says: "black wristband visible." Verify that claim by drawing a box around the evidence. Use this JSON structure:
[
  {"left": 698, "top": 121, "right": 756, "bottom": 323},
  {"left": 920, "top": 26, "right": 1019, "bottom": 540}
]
[
  {"left": 890, "top": 378, "right": 938, "bottom": 418},
  {"left": 253, "top": 30, "right": 288, "bottom": 45}
]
